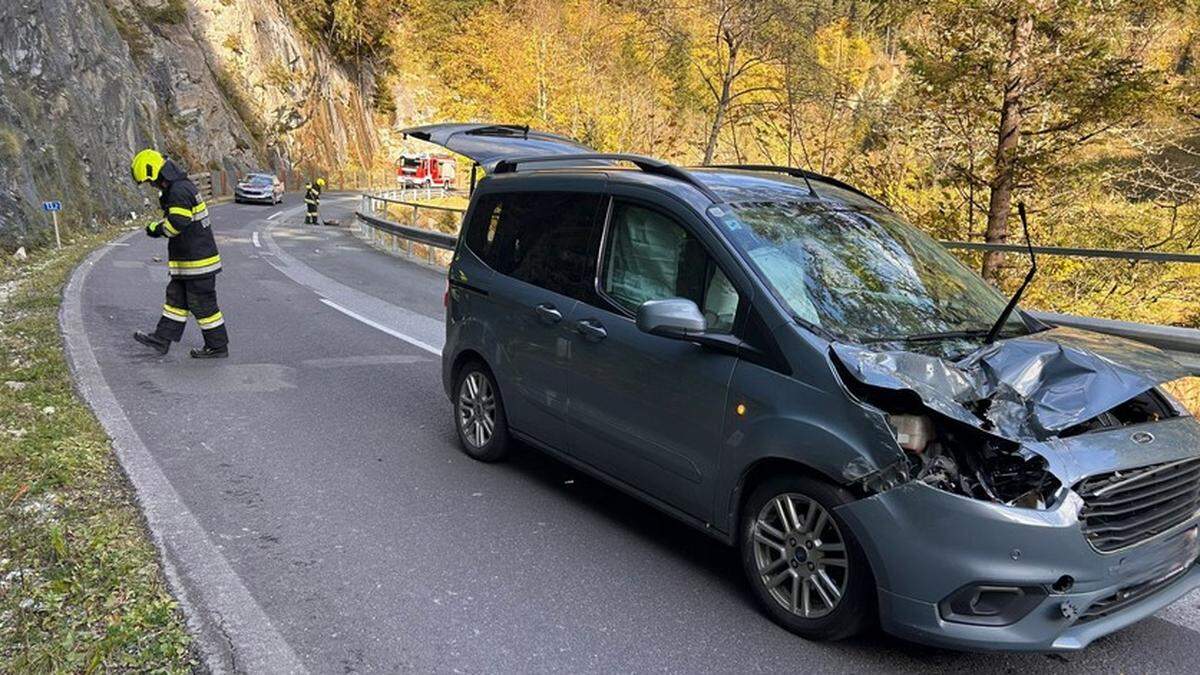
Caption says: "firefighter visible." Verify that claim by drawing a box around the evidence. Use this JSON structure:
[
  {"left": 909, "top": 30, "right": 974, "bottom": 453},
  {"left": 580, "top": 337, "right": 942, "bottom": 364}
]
[
  {"left": 129, "top": 149, "right": 229, "bottom": 359},
  {"left": 304, "top": 177, "right": 325, "bottom": 224}
]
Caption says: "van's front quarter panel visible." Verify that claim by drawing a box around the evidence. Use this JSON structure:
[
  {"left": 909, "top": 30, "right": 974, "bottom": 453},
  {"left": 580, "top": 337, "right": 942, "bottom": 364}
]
[{"left": 713, "top": 353, "right": 905, "bottom": 533}]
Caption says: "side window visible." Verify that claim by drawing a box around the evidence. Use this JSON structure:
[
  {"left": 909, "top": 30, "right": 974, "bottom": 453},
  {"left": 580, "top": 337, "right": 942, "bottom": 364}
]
[
  {"left": 464, "top": 191, "right": 603, "bottom": 300},
  {"left": 601, "top": 201, "right": 741, "bottom": 334}
]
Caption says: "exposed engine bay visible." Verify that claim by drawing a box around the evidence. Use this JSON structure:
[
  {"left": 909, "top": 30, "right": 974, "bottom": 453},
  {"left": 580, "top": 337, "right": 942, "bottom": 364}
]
[
  {"left": 832, "top": 326, "right": 1197, "bottom": 508},
  {"left": 886, "top": 413, "right": 1061, "bottom": 508}
]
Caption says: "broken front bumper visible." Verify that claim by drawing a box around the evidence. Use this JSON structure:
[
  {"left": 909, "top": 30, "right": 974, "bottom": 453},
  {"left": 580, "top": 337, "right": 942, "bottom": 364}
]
[{"left": 836, "top": 480, "right": 1200, "bottom": 652}]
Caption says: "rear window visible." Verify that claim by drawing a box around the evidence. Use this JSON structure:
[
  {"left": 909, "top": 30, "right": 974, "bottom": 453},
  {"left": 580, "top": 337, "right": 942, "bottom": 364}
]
[{"left": 464, "top": 192, "right": 604, "bottom": 301}]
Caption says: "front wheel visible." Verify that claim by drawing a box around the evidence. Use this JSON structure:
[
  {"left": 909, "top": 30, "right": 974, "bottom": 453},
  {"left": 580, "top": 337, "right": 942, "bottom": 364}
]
[
  {"left": 453, "top": 362, "right": 511, "bottom": 462},
  {"left": 740, "top": 474, "right": 876, "bottom": 641}
]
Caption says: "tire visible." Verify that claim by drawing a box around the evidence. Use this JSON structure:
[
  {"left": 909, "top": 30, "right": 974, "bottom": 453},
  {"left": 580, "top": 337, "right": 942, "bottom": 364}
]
[
  {"left": 740, "top": 473, "right": 876, "bottom": 641},
  {"left": 453, "top": 361, "right": 511, "bottom": 462}
]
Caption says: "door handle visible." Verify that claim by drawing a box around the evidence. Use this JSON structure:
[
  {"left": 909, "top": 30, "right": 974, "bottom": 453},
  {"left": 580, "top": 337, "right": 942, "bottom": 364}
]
[
  {"left": 534, "top": 303, "right": 562, "bottom": 325},
  {"left": 575, "top": 319, "right": 607, "bottom": 342}
]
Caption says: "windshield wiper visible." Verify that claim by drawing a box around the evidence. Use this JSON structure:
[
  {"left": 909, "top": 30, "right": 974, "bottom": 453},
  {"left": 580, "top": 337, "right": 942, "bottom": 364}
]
[
  {"left": 863, "top": 328, "right": 991, "bottom": 344},
  {"left": 983, "top": 202, "right": 1038, "bottom": 344}
]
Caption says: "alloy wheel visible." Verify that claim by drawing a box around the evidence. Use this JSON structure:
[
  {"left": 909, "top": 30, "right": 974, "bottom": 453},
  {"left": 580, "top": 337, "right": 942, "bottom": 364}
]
[
  {"left": 457, "top": 371, "right": 496, "bottom": 449},
  {"left": 752, "top": 493, "right": 849, "bottom": 619}
]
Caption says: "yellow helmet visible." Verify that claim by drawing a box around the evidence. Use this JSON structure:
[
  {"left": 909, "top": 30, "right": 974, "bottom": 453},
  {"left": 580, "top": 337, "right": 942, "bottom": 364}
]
[
  {"left": 316, "top": 177, "right": 326, "bottom": 187},
  {"left": 131, "top": 148, "right": 165, "bottom": 184}
]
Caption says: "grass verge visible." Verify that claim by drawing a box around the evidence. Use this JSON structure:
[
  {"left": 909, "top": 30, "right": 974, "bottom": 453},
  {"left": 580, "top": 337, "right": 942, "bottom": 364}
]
[{"left": 0, "top": 231, "right": 194, "bottom": 672}]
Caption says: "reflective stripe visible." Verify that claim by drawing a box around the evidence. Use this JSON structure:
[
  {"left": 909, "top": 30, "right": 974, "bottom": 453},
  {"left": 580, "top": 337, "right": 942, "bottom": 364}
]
[
  {"left": 169, "top": 264, "right": 221, "bottom": 277},
  {"left": 169, "top": 254, "right": 221, "bottom": 269},
  {"left": 162, "top": 304, "right": 188, "bottom": 322},
  {"left": 168, "top": 254, "right": 222, "bottom": 276},
  {"left": 162, "top": 219, "right": 180, "bottom": 237},
  {"left": 167, "top": 202, "right": 208, "bottom": 223},
  {"left": 169, "top": 263, "right": 222, "bottom": 276},
  {"left": 197, "top": 311, "right": 224, "bottom": 329}
]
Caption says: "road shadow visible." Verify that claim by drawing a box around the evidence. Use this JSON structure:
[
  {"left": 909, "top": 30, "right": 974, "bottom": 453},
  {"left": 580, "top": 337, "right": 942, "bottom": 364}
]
[{"left": 481, "top": 438, "right": 1200, "bottom": 673}]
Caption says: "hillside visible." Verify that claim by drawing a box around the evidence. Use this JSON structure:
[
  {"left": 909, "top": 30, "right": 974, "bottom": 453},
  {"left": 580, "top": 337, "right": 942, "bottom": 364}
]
[{"left": 0, "top": 0, "right": 384, "bottom": 247}]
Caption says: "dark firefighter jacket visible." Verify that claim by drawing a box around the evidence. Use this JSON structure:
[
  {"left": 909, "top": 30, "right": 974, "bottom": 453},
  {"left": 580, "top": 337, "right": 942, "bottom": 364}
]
[
  {"left": 147, "top": 160, "right": 221, "bottom": 278},
  {"left": 305, "top": 183, "right": 321, "bottom": 209}
]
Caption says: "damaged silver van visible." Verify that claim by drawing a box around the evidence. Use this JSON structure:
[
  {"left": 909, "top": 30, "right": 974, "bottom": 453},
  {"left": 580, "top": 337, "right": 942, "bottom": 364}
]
[{"left": 409, "top": 123, "right": 1200, "bottom": 651}]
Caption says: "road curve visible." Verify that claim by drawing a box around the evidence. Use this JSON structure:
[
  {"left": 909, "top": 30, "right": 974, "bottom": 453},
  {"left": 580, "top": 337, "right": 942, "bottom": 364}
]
[{"left": 63, "top": 194, "right": 1200, "bottom": 673}]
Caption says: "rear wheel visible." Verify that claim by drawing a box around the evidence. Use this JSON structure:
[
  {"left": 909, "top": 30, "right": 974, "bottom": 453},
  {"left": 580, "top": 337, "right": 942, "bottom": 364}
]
[
  {"left": 453, "top": 362, "right": 511, "bottom": 462},
  {"left": 740, "top": 474, "right": 876, "bottom": 641}
]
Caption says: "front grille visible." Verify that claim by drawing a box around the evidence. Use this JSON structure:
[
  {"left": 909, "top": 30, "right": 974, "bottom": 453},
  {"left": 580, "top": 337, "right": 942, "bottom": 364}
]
[
  {"left": 1078, "top": 563, "right": 1191, "bottom": 623},
  {"left": 1075, "top": 457, "right": 1200, "bottom": 552}
]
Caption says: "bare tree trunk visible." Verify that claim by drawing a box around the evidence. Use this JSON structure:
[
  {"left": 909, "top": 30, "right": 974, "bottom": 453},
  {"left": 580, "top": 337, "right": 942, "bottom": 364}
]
[
  {"left": 703, "top": 40, "right": 738, "bottom": 165},
  {"left": 981, "top": 10, "right": 1034, "bottom": 282}
]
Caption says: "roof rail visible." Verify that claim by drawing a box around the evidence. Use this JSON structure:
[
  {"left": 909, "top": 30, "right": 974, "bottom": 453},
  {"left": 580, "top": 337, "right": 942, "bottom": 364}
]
[
  {"left": 493, "top": 153, "right": 723, "bottom": 203},
  {"left": 706, "top": 164, "right": 885, "bottom": 207}
]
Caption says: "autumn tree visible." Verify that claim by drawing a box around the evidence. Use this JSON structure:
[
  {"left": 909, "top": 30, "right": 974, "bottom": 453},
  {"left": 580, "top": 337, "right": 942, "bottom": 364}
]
[{"left": 904, "top": 0, "right": 1164, "bottom": 281}]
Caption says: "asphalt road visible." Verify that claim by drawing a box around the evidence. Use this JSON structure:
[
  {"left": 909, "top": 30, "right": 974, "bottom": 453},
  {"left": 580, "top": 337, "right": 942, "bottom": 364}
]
[{"left": 67, "top": 193, "right": 1200, "bottom": 673}]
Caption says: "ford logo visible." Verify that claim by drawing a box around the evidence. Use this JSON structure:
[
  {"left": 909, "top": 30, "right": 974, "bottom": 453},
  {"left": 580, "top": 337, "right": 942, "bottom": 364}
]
[{"left": 1131, "top": 431, "right": 1155, "bottom": 445}]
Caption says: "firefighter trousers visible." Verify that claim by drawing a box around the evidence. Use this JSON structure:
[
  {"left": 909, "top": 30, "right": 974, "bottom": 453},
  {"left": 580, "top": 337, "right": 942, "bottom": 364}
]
[
  {"left": 305, "top": 203, "right": 319, "bottom": 224},
  {"left": 154, "top": 276, "right": 228, "bottom": 349}
]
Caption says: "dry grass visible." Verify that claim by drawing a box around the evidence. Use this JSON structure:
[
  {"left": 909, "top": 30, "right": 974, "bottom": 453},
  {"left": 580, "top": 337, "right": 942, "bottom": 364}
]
[{"left": 0, "top": 232, "right": 194, "bottom": 671}]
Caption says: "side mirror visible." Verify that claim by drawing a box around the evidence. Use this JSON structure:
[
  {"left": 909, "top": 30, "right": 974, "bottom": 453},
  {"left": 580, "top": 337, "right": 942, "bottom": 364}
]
[{"left": 636, "top": 298, "right": 706, "bottom": 338}]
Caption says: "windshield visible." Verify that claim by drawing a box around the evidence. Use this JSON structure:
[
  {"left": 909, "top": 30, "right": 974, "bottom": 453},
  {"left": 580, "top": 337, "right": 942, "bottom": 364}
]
[
  {"left": 712, "top": 202, "right": 1027, "bottom": 343},
  {"left": 247, "top": 175, "right": 273, "bottom": 185}
]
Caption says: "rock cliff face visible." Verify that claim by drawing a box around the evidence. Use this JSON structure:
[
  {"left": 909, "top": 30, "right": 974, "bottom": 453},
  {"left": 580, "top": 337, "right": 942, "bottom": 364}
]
[{"left": 0, "top": 0, "right": 381, "bottom": 247}]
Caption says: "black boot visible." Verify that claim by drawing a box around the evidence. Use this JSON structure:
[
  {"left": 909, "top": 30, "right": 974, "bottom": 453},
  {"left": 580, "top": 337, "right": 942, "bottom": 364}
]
[
  {"left": 134, "top": 331, "right": 170, "bottom": 355},
  {"left": 190, "top": 346, "right": 228, "bottom": 359}
]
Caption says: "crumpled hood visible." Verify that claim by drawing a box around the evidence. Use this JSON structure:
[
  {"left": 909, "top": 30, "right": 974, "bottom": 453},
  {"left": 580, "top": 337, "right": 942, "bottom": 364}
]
[{"left": 832, "top": 327, "right": 1193, "bottom": 440}]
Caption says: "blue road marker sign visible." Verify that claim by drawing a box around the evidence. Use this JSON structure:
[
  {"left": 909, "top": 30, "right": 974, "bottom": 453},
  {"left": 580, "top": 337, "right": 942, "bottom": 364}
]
[{"left": 42, "top": 201, "right": 62, "bottom": 212}]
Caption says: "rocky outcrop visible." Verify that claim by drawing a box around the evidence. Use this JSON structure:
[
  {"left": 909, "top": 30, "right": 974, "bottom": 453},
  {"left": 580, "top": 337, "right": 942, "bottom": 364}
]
[{"left": 0, "top": 0, "right": 381, "bottom": 247}]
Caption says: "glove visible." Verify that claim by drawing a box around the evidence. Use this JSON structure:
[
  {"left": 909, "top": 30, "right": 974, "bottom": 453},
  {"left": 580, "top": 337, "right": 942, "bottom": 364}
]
[{"left": 145, "top": 220, "right": 164, "bottom": 238}]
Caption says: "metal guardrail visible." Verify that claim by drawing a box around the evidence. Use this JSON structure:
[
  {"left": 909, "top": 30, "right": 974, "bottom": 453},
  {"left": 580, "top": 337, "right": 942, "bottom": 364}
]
[
  {"left": 942, "top": 241, "right": 1200, "bottom": 264},
  {"left": 354, "top": 193, "right": 459, "bottom": 265},
  {"left": 352, "top": 193, "right": 1200, "bottom": 365},
  {"left": 374, "top": 185, "right": 458, "bottom": 203},
  {"left": 355, "top": 208, "right": 457, "bottom": 250},
  {"left": 1031, "top": 312, "right": 1200, "bottom": 366}
]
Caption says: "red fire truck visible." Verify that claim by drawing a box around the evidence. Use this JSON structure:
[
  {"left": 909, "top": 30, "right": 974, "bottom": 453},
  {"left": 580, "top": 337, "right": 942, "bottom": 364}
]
[{"left": 397, "top": 153, "right": 457, "bottom": 188}]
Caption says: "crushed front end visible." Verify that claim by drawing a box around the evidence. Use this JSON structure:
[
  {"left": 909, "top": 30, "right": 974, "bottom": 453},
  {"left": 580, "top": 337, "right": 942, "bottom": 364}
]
[{"left": 830, "top": 327, "right": 1200, "bottom": 651}]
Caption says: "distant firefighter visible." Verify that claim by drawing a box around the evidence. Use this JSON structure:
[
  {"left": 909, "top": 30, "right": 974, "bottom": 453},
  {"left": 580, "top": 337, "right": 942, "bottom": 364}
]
[
  {"left": 305, "top": 177, "right": 325, "bottom": 225},
  {"left": 129, "top": 149, "right": 229, "bottom": 359}
]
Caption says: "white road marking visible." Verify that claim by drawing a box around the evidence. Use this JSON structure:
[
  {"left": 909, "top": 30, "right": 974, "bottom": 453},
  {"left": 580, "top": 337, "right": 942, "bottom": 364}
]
[
  {"left": 319, "top": 298, "right": 442, "bottom": 356},
  {"left": 252, "top": 231, "right": 261, "bottom": 248},
  {"left": 267, "top": 211, "right": 282, "bottom": 220}
]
